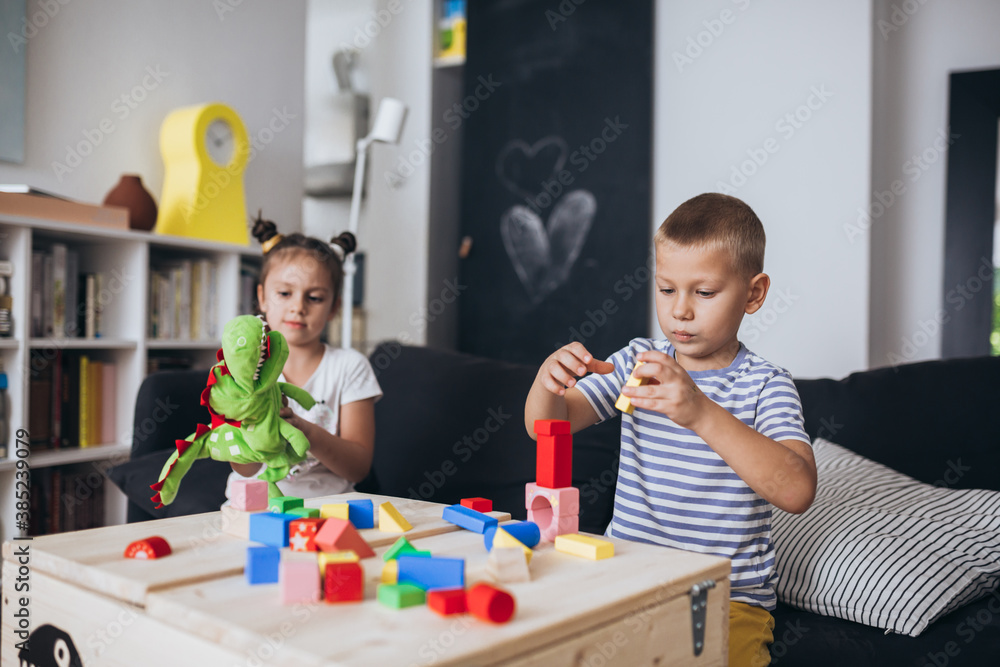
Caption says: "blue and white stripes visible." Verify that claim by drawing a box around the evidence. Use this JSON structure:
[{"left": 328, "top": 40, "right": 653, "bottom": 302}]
[{"left": 575, "top": 337, "right": 810, "bottom": 609}]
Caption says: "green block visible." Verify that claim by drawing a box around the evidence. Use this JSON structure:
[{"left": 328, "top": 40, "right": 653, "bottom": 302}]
[
  {"left": 384, "top": 536, "right": 420, "bottom": 562},
  {"left": 269, "top": 496, "right": 304, "bottom": 513},
  {"left": 378, "top": 583, "right": 426, "bottom": 609},
  {"left": 286, "top": 506, "right": 320, "bottom": 519}
]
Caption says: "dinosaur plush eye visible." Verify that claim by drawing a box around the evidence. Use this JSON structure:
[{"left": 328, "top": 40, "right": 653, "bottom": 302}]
[{"left": 237, "top": 336, "right": 247, "bottom": 346}]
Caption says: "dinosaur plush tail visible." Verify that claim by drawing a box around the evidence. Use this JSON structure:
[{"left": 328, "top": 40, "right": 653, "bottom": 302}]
[{"left": 150, "top": 424, "right": 210, "bottom": 508}]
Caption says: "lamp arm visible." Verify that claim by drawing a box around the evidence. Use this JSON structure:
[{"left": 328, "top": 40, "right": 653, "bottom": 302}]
[{"left": 342, "top": 138, "right": 370, "bottom": 349}]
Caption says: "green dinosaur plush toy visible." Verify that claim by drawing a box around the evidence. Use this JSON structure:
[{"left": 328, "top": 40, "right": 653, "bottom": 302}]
[{"left": 151, "top": 314, "right": 316, "bottom": 507}]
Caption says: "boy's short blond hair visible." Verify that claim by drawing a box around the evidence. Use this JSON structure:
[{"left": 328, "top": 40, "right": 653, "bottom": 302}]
[{"left": 654, "top": 193, "right": 765, "bottom": 278}]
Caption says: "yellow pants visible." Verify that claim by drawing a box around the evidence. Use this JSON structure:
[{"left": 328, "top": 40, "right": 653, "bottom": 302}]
[{"left": 729, "top": 601, "right": 775, "bottom": 667}]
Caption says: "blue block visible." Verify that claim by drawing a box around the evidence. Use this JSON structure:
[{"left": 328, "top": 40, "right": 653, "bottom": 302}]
[
  {"left": 484, "top": 521, "right": 542, "bottom": 550},
  {"left": 347, "top": 499, "right": 375, "bottom": 529},
  {"left": 245, "top": 545, "right": 281, "bottom": 584},
  {"left": 249, "top": 512, "right": 298, "bottom": 547},
  {"left": 442, "top": 504, "right": 498, "bottom": 534},
  {"left": 397, "top": 555, "right": 464, "bottom": 591}
]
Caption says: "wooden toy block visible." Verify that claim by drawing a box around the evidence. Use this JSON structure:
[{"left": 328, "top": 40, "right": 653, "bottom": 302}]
[
  {"left": 379, "top": 501, "right": 412, "bottom": 533},
  {"left": 381, "top": 559, "right": 399, "bottom": 584},
  {"left": 525, "top": 482, "right": 580, "bottom": 517},
  {"left": 533, "top": 419, "right": 570, "bottom": 436},
  {"left": 467, "top": 583, "right": 516, "bottom": 624},
  {"left": 460, "top": 497, "right": 493, "bottom": 513},
  {"left": 320, "top": 503, "right": 350, "bottom": 521},
  {"left": 377, "top": 583, "right": 426, "bottom": 609},
  {"left": 488, "top": 527, "right": 533, "bottom": 563},
  {"left": 484, "top": 521, "right": 541, "bottom": 550},
  {"left": 221, "top": 505, "right": 255, "bottom": 540},
  {"left": 347, "top": 498, "right": 376, "bottom": 529},
  {"left": 383, "top": 536, "right": 431, "bottom": 562},
  {"left": 528, "top": 509, "right": 578, "bottom": 542},
  {"left": 280, "top": 558, "right": 321, "bottom": 604},
  {"left": 442, "top": 504, "right": 498, "bottom": 534},
  {"left": 123, "top": 536, "right": 172, "bottom": 559},
  {"left": 555, "top": 533, "right": 615, "bottom": 560},
  {"left": 269, "top": 496, "right": 304, "bottom": 514},
  {"left": 536, "top": 433, "right": 572, "bottom": 489},
  {"left": 245, "top": 545, "right": 281, "bottom": 585},
  {"left": 614, "top": 361, "right": 647, "bottom": 415},
  {"left": 248, "top": 512, "right": 299, "bottom": 548},
  {"left": 229, "top": 478, "right": 269, "bottom": 512},
  {"left": 286, "top": 506, "right": 321, "bottom": 519},
  {"left": 486, "top": 547, "right": 531, "bottom": 584},
  {"left": 324, "top": 561, "right": 363, "bottom": 603},
  {"left": 397, "top": 555, "right": 465, "bottom": 591},
  {"left": 427, "top": 588, "right": 468, "bottom": 616},
  {"left": 318, "top": 550, "right": 360, "bottom": 576},
  {"left": 314, "top": 518, "right": 376, "bottom": 558},
  {"left": 289, "top": 518, "right": 324, "bottom": 552}
]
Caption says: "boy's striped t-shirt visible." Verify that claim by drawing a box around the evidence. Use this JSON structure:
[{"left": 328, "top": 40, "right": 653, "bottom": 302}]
[{"left": 574, "top": 337, "right": 810, "bottom": 609}]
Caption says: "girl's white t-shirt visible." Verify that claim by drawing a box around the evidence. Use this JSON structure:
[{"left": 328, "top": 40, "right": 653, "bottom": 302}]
[{"left": 224, "top": 344, "right": 382, "bottom": 501}]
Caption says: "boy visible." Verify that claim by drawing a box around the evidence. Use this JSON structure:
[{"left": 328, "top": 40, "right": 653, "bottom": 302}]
[{"left": 524, "top": 193, "right": 816, "bottom": 667}]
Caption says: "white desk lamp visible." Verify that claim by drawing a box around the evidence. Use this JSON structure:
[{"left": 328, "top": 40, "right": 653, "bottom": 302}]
[{"left": 341, "top": 97, "right": 408, "bottom": 349}]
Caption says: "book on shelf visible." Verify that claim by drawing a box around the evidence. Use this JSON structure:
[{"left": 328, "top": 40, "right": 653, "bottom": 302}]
[
  {"left": 28, "top": 464, "right": 107, "bottom": 536},
  {"left": 149, "top": 259, "right": 219, "bottom": 341},
  {"left": 29, "top": 243, "right": 93, "bottom": 339},
  {"left": 52, "top": 243, "right": 67, "bottom": 336},
  {"left": 101, "top": 363, "right": 116, "bottom": 445}
]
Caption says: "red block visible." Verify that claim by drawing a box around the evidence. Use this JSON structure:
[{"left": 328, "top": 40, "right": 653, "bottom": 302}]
[
  {"left": 124, "top": 536, "right": 172, "bottom": 559},
  {"left": 534, "top": 419, "right": 570, "bottom": 436},
  {"left": 427, "top": 587, "right": 468, "bottom": 616},
  {"left": 467, "top": 583, "right": 516, "bottom": 623},
  {"left": 324, "top": 562, "right": 364, "bottom": 603},
  {"left": 314, "top": 518, "right": 376, "bottom": 558},
  {"left": 289, "top": 518, "right": 324, "bottom": 552},
  {"left": 460, "top": 497, "right": 493, "bottom": 513},
  {"left": 536, "top": 433, "right": 572, "bottom": 489}
]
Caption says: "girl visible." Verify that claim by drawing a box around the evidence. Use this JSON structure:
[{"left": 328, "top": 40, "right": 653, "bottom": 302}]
[{"left": 226, "top": 215, "right": 381, "bottom": 499}]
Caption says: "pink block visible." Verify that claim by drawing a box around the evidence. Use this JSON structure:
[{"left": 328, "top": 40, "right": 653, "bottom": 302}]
[
  {"left": 230, "top": 479, "right": 269, "bottom": 512},
  {"left": 528, "top": 508, "right": 578, "bottom": 542},
  {"left": 525, "top": 482, "right": 579, "bottom": 517},
  {"left": 280, "top": 558, "right": 321, "bottom": 604}
]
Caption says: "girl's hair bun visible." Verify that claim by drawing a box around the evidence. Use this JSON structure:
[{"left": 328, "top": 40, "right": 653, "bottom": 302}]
[
  {"left": 251, "top": 210, "right": 279, "bottom": 245},
  {"left": 330, "top": 231, "right": 357, "bottom": 255}
]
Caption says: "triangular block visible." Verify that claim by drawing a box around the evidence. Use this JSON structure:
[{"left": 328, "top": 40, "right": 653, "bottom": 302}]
[
  {"left": 314, "top": 518, "right": 375, "bottom": 558},
  {"left": 379, "top": 502, "right": 412, "bottom": 533}
]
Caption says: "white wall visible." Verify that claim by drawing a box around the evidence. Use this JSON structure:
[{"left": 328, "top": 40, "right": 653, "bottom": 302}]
[
  {"left": 869, "top": 0, "right": 1000, "bottom": 368},
  {"left": 0, "top": 0, "right": 306, "bottom": 234},
  {"left": 656, "top": 0, "right": 873, "bottom": 379}
]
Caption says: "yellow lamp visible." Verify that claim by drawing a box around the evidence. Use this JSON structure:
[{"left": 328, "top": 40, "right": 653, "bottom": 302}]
[{"left": 155, "top": 102, "right": 250, "bottom": 245}]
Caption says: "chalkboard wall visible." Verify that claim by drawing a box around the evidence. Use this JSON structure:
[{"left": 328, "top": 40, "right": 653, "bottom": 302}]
[{"left": 457, "top": 0, "right": 654, "bottom": 366}]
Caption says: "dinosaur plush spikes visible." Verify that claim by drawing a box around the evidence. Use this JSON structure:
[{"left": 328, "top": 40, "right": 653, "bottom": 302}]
[{"left": 151, "top": 315, "right": 317, "bottom": 507}]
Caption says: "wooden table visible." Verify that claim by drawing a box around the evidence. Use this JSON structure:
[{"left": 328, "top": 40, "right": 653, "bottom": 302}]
[{"left": 2, "top": 493, "right": 729, "bottom": 666}]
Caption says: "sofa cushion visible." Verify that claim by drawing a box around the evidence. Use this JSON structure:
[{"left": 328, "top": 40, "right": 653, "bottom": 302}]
[
  {"left": 368, "top": 342, "right": 621, "bottom": 534},
  {"left": 773, "top": 438, "right": 1000, "bottom": 637}
]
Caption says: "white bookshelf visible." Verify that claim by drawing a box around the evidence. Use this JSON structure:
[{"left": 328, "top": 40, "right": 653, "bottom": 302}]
[{"left": 0, "top": 214, "right": 262, "bottom": 544}]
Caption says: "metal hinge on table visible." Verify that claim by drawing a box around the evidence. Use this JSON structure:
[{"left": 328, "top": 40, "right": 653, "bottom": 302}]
[{"left": 688, "top": 579, "right": 716, "bottom": 656}]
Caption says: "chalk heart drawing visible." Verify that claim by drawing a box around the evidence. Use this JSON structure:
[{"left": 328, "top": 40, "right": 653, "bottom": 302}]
[
  {"left": 500, "top": 189, "right": 596, "bottom": 304},
  {"left": 495, "top": 137, "right": 568, "bottom": 200}
]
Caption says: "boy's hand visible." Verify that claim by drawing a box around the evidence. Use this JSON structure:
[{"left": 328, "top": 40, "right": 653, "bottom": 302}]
[
  {"left": 621, "top": 351, "right": 708, "bottom": 429},
  {"left": 537, "top": 342, "right": 615, "bottom": 396}
]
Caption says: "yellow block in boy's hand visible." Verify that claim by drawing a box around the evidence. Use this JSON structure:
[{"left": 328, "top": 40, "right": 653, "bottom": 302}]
[{"left": 614, "top": 361, "right": 648, "bottom": 415}]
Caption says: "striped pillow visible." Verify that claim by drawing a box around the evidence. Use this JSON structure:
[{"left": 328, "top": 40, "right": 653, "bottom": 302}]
[{"left": 771, "top": 438, "right": 1000, "bottom": 636}]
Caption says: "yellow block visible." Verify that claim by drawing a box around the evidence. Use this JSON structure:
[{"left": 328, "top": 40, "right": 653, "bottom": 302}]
[
  {"left": 555, "top": 533, "right": 615, "bottom": 560},
  {"left": 381, "top": 559, "right": 399, "bottom": 584},
  {"left": 321, "top": 503, "right": 351, "bottom": 520},
  {"left": 493, "top": 526, "right": 533, "bottom": 563},
  {"left": 379, "top": 502, "right": 412, "bottom": 533},
  {"left": 614, "top": 361, "right": 648, "bottom": 415},
  {"left": 318, "top": 550, "right": 360, "bottom": 573}
]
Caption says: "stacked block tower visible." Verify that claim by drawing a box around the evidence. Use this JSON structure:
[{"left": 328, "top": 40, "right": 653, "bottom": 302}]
[{"left": 526, "top": 419, "right": 579, "bottom": 541}]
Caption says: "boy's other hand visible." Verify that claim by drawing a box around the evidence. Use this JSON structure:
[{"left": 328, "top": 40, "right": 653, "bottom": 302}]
[
  {"left": 537, "top": 342, "right": 615, "bottom": 396},
  {"left": 622, "top": 351, "right": 708, "bottom": 428}
]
